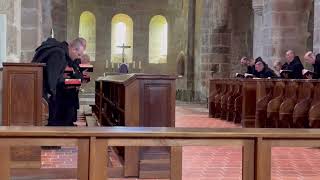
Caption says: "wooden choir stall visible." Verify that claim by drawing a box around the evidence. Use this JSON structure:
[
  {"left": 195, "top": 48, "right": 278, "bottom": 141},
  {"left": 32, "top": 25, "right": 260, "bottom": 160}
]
[
  {"left": 209, "top": 78, "right": 320, "bottom": 128},
  {"left": 93, "top": 73, "right": 179, "bottom": 179}
]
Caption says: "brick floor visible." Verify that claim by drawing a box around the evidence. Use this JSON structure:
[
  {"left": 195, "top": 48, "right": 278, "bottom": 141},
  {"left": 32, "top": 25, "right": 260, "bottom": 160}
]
[{"left": 40, "top": 104, "right": 320, "bottom": 180}]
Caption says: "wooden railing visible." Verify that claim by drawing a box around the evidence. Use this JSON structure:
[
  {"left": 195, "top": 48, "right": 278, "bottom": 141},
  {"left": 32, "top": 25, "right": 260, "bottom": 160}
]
[{"left": 0, "top": 126, "right": 320, "bottom": 180}]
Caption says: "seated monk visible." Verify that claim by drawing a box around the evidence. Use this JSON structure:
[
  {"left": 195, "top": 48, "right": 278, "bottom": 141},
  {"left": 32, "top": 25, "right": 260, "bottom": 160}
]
[
  {"left": 281, "top": 50, "right": 304, "bottom": 79},
  {"left": 254, "top": 59, "right": 277, "bottom": 78},
  {"left": 273, "top": 60, "right": 286, "bottom": 77},
  {"left": 240, "top": 56, "right": 255, "bottom": 74},
  {"left": 303, "top": 51, "right": 320, "bottom": 79}
]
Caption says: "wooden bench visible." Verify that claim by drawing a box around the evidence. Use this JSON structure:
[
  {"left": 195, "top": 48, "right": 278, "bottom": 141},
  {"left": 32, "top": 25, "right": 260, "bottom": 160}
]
[{"left": 0, "top": 126, "right": 320, "bottom": 180}]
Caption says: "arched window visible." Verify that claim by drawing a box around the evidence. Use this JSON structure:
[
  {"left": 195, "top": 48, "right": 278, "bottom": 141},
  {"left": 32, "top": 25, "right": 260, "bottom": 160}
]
[
  {"left": 111, "top": 14, "right": 133, "bottom": 63},
  {"left": 79, "top": 11, "right": 96, "bottom": 61},
  {"left": 149, "top": 15, "right": 168, "bottom": 64}
]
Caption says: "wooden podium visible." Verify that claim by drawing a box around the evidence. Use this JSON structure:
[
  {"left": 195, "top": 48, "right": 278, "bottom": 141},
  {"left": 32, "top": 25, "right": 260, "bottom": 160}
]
[
  {"left": 2, "top": 63, "right": 45, "bottom": 168},
  {"left": 94, "top": 74, "right": 178, "bottom": 178}
]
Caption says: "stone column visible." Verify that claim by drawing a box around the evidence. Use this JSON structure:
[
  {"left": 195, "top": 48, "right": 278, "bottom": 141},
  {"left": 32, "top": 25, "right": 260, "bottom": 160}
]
[
  {"left": 314, "top": 0, "right": 320, "bottom": 53},
  {"left": 0, "top": 0, "right": 21, "bottom": 61},
  {"left": 252, "top": 0, "right": 263, "bottom": 59},
  {"left": 194, "top": 0, "right": 231, "bottom": 101},
  {"left": 262, "top": 0, "right": 313, "bottom": 65}
]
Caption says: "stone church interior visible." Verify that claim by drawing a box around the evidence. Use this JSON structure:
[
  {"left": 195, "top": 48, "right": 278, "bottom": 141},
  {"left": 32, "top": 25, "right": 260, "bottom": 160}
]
[{"left": 0, "top": 0, "right": 320, "bottom": 179}]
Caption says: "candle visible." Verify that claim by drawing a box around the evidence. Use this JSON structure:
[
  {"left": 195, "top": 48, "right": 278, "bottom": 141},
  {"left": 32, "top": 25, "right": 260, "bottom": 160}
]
[
  {"left": 133, "top": 61, "right": 136, "bottom": 69},
  {"left": 139, "top": 61, "right": 141, "bottom": 69},
  {"left": 118, "top": 63, "right": 120, "bottom": 68},
  {"left": 106, "top": 61, "right": 109, "bottom": 68}
]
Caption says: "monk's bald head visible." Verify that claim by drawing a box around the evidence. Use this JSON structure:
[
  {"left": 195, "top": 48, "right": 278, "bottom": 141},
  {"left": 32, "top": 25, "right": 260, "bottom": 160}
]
[
  {"left": 285, "top": 50, "right": 295, "bottom": 63},
  {"left": 68, "top": 38, "right": 86, "bottom": 61}
]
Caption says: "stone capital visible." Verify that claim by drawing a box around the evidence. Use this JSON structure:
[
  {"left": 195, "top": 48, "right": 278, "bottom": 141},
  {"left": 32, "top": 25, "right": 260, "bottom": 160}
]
[
  {"left": 0, "top": 0, "right": 11, "bottom": 11},
  {"left": 252, "top": 0, "right": 263, "bottom": 16}
]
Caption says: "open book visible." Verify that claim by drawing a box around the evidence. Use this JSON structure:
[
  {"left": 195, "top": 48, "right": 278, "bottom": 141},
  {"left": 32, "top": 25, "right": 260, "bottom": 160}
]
[
  {"left": 280, "top": 70, "right": 292, "bottom": 78},
  {"left": 302, "top": 69, "right": 316, "bottom": 79},
  {"left": 280, "top": 70, "right": 292, "bottom": 74},
  {"left": 235, "top": 73, "right": 254, "bottom": 78}
]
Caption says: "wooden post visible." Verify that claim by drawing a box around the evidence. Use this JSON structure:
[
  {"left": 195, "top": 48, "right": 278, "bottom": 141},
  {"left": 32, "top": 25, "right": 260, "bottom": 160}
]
[
  {"left": 242, "top": 140, "right": 255, "bottom": 180},
  {"left": 170, "top": 146, "right": 182, "bottom": 180},
  {"left": 255, "top": 138, "right": 271, "bottom": 180},
  {"left": 89, "top": 137, "right": 108, "bottom": 180},
  {"left": 0, "top": 145, "right": 10, "bottom": 180},
  {"left": 78, "top": 138, "right": 90, "bottom": 180}
]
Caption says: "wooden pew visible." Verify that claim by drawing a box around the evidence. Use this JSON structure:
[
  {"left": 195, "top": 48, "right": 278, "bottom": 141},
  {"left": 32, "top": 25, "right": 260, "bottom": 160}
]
[
  {"left": 278, "top": 80, "right": 299, "bottom": 128},
  {"left": 241, "top": 79, "right": 257, "bottom": 127},
  {"left": 267, "top": 80, "right": 286, "bottom": 128},
  {"left": 309, "top": 81, "right": 320, "bottom": 127},
  {"left": 255, "top": 79, "right": 274, "bottom": 128},
  {"left": 209, "top": 78, "right": 320, "bottom": 129},
  {"left": 292, "top": 80, "right": 314, "bottom": 128},
  {"left": 209, "top": 79, "right": 221, "bottom": 118},
  {"left": 214, "top": 80, "right": 226, "bottom": 118},
  {"left": 221, "top": 80, "right": 234, "bottom": 120},
  {"left": 233, "top": 80, "right": 243, "bottom": 124},
  {"left": 226, "top": 79, "right": 238, "bottom": 122}
]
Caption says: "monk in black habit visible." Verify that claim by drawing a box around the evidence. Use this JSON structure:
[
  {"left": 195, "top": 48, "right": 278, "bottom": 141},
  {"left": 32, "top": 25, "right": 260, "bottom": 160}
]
[
  {"left": 281, "top": 50, "right": 304, "bottom": 79},
  {"left": 304, "top": 51, "right": 320, "bottom": 79},
  {"left": 254, "top": 58, "right": 277, "bottom": 78},
  {"left": 32, "top": 38, "right": 86, "bottom": 126}
]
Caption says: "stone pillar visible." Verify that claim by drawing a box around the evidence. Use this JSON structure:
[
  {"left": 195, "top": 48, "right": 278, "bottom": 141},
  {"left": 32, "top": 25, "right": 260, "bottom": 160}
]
[
  {"left": 252, "top": 0, "right": 263, "bottom": 59},
  {"left": 51, "top": 0, "right": 67, "bottom": 41},
  {"left": 21, "top": 0, "right": 42, "bottom": 61},
  {"left": 314, "top": 0, "right": 320, "bottom": 53},
  {"left": 195, "top": 0, "right": 231, "bottom": 101},
  {"left": 262, "top": 0, "right": 313, "bottom": 66},
  {"left": 0, "top": 0, "right": 21, "bottom": 61}
]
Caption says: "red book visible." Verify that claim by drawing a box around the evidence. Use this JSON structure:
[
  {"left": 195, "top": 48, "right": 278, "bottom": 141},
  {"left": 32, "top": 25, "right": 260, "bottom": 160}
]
[
  {"left": 79, "top": 64, "right": 93, "bottom": 72},
  {"left": 65, "top": 79, "right": 81, "bottom": 86}
]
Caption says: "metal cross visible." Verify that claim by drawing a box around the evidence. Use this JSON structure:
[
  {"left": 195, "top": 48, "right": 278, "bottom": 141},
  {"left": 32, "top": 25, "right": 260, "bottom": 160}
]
[{"left": 117, "top": 43, "right": 131, "bottom": 63}]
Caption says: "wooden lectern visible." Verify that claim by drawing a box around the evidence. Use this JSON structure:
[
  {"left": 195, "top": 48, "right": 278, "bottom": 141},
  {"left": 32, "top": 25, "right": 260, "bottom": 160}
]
[
  {"left": 2, "top": 62, "right": 45, "bottom": 168},
  {"left": 94, "top": 74, "right": 178, "bottom": 178}
]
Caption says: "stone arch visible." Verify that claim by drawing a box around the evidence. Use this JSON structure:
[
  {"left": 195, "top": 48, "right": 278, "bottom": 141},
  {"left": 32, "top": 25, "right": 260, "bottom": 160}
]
[{"left": 176, "top": 51, "right": 185, "bottom": 76}]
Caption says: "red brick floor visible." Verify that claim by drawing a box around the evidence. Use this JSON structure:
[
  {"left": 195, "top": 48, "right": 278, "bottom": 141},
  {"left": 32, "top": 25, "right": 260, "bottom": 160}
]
[{"left": 41, "top": 104, "right": 320, "bottom": 180}]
